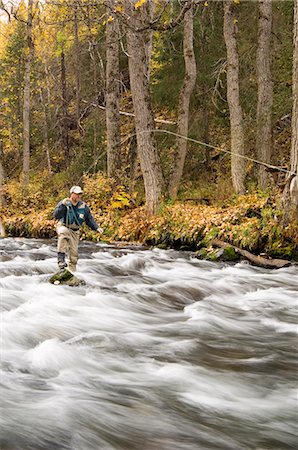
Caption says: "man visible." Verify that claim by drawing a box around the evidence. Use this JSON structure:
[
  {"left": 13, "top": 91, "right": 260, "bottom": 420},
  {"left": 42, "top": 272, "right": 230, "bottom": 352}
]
[{"left": 53, "top": 185, "right": 103, "bottom": 272}]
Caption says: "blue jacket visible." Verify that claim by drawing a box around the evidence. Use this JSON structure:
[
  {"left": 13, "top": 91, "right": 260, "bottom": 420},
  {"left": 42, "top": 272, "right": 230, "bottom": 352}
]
[{"left": 53, "top": 198, "right": 99, "bottom": 231}]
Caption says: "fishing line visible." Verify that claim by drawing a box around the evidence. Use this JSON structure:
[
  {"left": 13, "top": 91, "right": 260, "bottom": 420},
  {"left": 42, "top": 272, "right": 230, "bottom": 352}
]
[{"left": 120, "top": 128, "right": 297, "bottom": 176}]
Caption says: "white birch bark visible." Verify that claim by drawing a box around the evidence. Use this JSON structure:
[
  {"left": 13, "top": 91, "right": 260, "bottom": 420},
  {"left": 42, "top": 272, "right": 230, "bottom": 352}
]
[
  {"left": 282, "top": 0, "right": 298, "bottom": 217},
  {"left": 143, "top": 0, "right": 155, "bottom": 81},
  {"left": 39, "top": 89, "right": 52, "bottom": 175},
  {"left": 223, "top": 0, "right": 246, "bottom": 195},
  {"left": 256, "top": 0, "right": 273, "bottom": 190},
  {"left": 168, "top": 3, "right": 196, "bottom": 199},
  {"left": 125, "top": 0, "right": 164, "bottom": 214},
  {"left": 73, "top": 1, "right": 81, "bottom": 125},
  {"left": 289, "top": 0, "right": 298, "bottom": 208},
  {"left": 106, "top": 0, "right": 121, "bottom": 178},
  {"left": 22, "top": 0, "right": 34, "bottom": 188},
  {"left": 0, "top": 141, "right": 5, "bottom": 208},
  {"left": 291, "top": 0, "right": 298, "bottom": 178}
]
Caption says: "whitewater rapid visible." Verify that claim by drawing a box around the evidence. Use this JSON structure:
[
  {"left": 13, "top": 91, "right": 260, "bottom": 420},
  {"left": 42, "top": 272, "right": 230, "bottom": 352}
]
[{"left": 0, "top": 238, "right": 297, "bottom": 450}]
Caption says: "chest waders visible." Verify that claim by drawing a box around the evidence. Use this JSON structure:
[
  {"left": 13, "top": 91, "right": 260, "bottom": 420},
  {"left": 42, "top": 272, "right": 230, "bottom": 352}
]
[{"left": 58, "top": 202, "right": 85, "bottom": 271}]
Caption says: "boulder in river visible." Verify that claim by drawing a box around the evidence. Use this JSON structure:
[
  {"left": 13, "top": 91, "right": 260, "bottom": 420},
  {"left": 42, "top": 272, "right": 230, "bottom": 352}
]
[{"left": 49, "top": 269, "right": 86, "bottom": 286}]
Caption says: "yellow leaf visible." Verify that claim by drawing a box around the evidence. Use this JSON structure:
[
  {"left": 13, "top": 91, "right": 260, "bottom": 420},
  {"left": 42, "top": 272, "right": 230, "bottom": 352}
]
[
  {"left": 204, "top": 1, "right": 208, "bottom": 6},
  {"left": 111, "top": 201, "right": 122, "bottom": 209},
  {"left": 234, "top": 18, "right": 238, "bottom": 24},
  {"left": 135, "top": 0, "right": 146, "bottom": 9},
  {"left": 107, "top": 16, "right": 114, "bottom": 23}
]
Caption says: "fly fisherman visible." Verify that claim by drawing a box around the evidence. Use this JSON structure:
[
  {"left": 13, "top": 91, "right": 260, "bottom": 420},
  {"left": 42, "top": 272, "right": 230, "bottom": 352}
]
[{"left": 53, "top": 185, "right": 103, "bottom": 272}]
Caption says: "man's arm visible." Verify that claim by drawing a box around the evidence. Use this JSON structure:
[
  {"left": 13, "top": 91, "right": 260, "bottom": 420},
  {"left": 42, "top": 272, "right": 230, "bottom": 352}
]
[
  {"left": 84, "top": 205, "right": 100, "bottom": 231},
  {"left": 53, "top": 201, "right": 67, "bottom": 220}
]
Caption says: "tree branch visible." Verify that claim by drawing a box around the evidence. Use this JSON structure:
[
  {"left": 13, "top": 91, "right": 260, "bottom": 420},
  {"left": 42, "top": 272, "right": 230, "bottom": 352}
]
[{"left": 80, "top": 99, "right": 176, "bottom": 125}]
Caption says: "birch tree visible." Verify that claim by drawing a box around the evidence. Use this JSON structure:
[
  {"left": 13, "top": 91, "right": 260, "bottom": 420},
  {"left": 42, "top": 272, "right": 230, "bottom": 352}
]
[
  {"left": 168, "top": 3, "right": 196, "bottom": 199},
  {"left": 256, "top": 0, "right": 273, "bottom": 190},
  {"left": 0, "top": 144, "right": 5, "bottom": 235},
  {"left": 60, "top": 45, "right": 70, "bottom": 159},
  {"left": 120, "top": 0, "right": 193, "bottom": 212},
  {"left": 106, "top": 0, "right": 121, "bottom": 178},
  {"left": 223, "top": 0, "right": 245, "bottom": 194},
  {"left": 128, "top": 0, "right": 155, "bottom": 190},
  {"left": 22, "top": 0, "right": 34, "bottom": 188},
  {"left": 0, "top": 141, "right": 5, "bottom": 207},
  {"left": 73, "top": 0, "right": 81, "bottom": 125},
  {"left": 40, "top": 43, "right": 53, "bottom": 175},
  {"left": 39, "top": 88, "right": 52, "bottom": 174},
  {"left": 282, "top": 0, "right": 298, "bottom": 217},
  {"left": 124, "top": 0, "right": 164, "bottom": 214},
  {"left": 143, "top": 0, "right": 155, "bottom": 81},
  {"left": 289, "top": 0, "right": 298, "bottom": 208}
]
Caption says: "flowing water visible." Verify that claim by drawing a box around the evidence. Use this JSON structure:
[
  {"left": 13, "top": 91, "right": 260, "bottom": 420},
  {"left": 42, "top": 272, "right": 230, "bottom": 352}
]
[{"left": 0, "top": 237, "right": 297, "bottom": 450}]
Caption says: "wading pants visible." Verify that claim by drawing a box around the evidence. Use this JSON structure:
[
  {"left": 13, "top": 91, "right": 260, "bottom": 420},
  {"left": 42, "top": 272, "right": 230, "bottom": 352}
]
[{"left": 56, "top": 223, "right": 80, "bottom": 272}]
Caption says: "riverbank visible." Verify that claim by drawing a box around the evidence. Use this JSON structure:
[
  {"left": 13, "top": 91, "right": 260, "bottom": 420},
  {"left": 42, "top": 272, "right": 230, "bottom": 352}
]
[{"left": 1, "top": 192, "right": 297, "bottom": 262}]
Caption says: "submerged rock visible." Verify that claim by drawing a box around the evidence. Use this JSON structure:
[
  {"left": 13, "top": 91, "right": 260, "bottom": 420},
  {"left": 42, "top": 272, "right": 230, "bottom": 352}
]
[
  {"left": 196, "top": 246, "right": 240, "bottom": 262},
  {"left": 49, "top": 269, "right": 86, "bottom": 286}
]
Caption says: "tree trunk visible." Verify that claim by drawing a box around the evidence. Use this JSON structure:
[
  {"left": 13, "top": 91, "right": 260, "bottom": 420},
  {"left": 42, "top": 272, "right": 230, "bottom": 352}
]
[
  {"left": 40, "top": 89, "right": 52, "bottom": 175},
  {"left": 125, "top": 1, "right": 164, "bottom": 215},
  {"left": 41, "top": 51, "right": 52, "bottom": 175},
  {"left": 73, "top": 2, "right": 81, "bottom": 126},
  {"left": 168, "top": 4, "right": 197, "bottom": 199},
  {"left": 223, "top": 0, "right": 246, "bottom": 194},
  {"left": 60, "top": 50, "right": 70, "bottom": 160},
  {"left": 289, "top": 0, "right": 298, "bottom": 211},
  {"left": 106, "top": 0, "right": 121, "bottom": 179},
  {"left": 198, "top": 8, "right": 210, "bottom": 166},
  {"left": 256, "top": 0, "right": 273, "bottom": 190},
  {"left": 143, "top": 0, "right": 155, "bottom": 81},
  {"left": 282, "top": 0, "right": 298, "bottom": 218},
  {"left": 291, "top": 0, "right": 298, "bottom": 179},
  {"left": 83, "top": 4, "right": 103, "bottom": 172},
  {"left": 129, "top": 134, "right": 138, "bottom": 192},
  {"left": 0, "top": 141, "right": 6, "bottom": 245},
  {"left": 126, "top": 0, "right": 154, "bottom": 188},
  {"left": 22, "top": 0, "right": 34, "bottom": 189},
  {"left": 0, "top": 141, "right": 5, "bottom": 208}
]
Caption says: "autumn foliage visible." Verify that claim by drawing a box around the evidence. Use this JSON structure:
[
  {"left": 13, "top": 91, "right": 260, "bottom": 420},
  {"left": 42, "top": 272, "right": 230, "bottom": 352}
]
[{"left": 1, "top": 173, "right": 297, "bottom": 259}]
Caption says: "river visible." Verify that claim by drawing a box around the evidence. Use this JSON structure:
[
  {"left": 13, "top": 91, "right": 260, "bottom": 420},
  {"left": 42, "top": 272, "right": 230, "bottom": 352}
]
[{"left": 0, "top": 238, "right": 297, "bottom": 450}]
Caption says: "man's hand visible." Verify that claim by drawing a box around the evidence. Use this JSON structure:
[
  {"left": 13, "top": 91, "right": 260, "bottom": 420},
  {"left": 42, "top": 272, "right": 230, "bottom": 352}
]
[{"left": 97, "top": 227, "right": 104, "bottom": 234}]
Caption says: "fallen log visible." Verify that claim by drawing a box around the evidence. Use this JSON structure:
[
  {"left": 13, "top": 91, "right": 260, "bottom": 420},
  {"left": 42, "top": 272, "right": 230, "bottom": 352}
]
[{"left": 211, "top": 239, "right": 292, "bottom": 269}]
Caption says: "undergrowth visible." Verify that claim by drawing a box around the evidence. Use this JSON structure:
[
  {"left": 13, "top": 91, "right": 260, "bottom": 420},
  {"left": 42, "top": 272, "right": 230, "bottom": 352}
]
[{"left": 1, "top": 174, "right": 297, "bottom": 260}]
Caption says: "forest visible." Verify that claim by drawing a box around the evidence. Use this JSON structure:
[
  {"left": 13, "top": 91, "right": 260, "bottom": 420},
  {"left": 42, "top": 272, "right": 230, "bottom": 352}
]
[{"left": 0, "top": 0, "right": 297, "bottom": 261}]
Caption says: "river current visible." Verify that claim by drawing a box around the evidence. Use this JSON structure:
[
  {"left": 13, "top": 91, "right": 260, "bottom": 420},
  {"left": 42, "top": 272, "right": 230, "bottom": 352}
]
[{"left": 0, "top": 238, "right": 297, "bottom": 450}]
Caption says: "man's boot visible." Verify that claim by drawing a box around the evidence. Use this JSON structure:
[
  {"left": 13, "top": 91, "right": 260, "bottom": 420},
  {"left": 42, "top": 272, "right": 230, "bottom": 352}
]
[{"left": 57, "top": 252, "right": 67, "bottom": 270}]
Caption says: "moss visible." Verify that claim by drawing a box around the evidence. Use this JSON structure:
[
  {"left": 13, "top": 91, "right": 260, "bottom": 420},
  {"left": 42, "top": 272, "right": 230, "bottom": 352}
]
[
  {"left": 196, "top": 246, "right": 239, "bottom": 262},
  {"left": 266, "top": 243, "right": 298, "bottom": 260},
  {"left": 49, "top": 269, "right": 86, "bottom": 286},
  {"left": 196, "top": 248, "right": 208, "bottom": 259},
  {"left": 49, "top": 269, "right": 74, "bottom": 284},
  {"left": 207, "top": 251, "right": 218, "bottom": 262},
  {"left": 221, "top": 246, "right": 240, "bottom": 261},
  {"left": 156, "top": 243, "right": 168, "bottom": 249}
]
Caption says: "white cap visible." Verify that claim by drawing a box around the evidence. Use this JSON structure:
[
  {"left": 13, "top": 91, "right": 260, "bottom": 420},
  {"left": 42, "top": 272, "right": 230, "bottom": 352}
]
[{"left": 70, "top": 185, "right": 83, "bottom": 194}]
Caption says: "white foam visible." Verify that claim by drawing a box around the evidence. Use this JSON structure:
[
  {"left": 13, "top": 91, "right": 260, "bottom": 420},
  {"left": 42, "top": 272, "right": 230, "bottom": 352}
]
[{"left": 1, "top": 238, "right": 297, "bottom": 450}]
